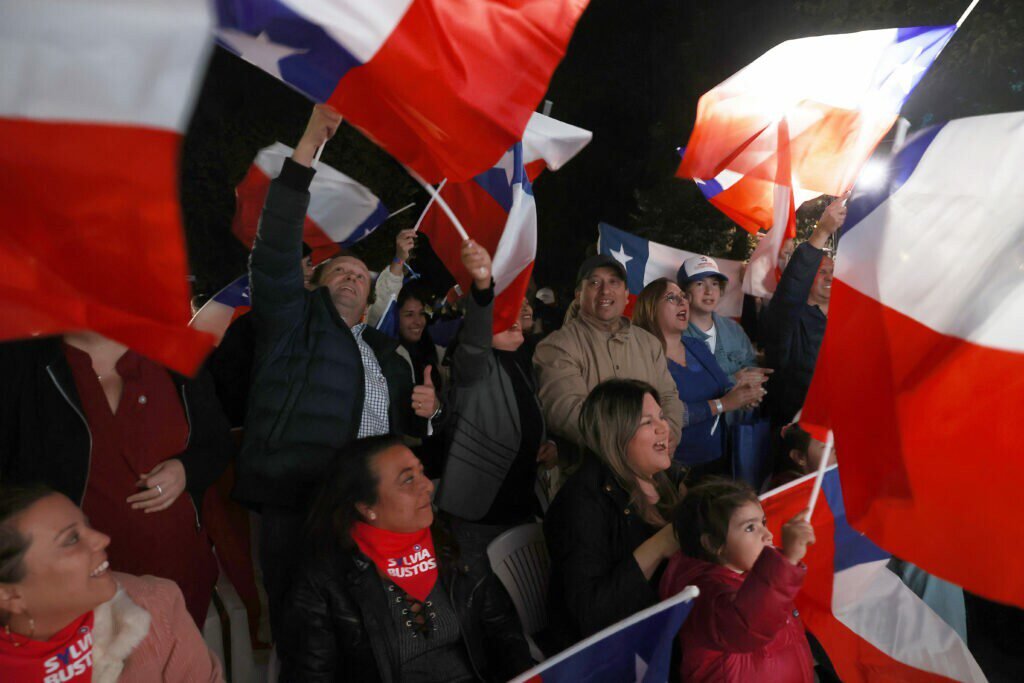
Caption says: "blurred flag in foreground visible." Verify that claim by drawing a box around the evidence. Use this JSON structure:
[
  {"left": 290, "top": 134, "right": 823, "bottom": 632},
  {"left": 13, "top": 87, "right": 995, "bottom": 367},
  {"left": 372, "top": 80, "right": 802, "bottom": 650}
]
[
  {"left": 215, "top": 0, "right": 589, "bottom": 183},
  {"left": 597, "top": 223, "right": 745, "bottom": 318},
  {"left": 0, "top": 0, "right": 214, "bottom": 375},
  {"left": 679, "top": 25, "right": 955, "bottom": 236},
  {"left": 233, "top": 142, "right": 389, "bottom": 265},
  {"left": 511, "top": 586, "right": 698, "bottom": 683},
  {"left": 419, "top": 113, "right": 592, "bottom": 333},
  {"left": 802, "top": 111, "right": 1024, "bottom": 609},
  {"left": 761, "top": 469, "right": 984, "bottom": 682},
  {"left": 189, "top": 275, "right": 251, "bottom": 344}
]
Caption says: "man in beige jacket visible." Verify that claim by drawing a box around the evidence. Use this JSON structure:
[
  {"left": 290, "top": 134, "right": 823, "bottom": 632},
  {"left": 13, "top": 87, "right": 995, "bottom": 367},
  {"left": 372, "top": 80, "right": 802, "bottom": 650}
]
[{"left": 534, "top": 255, "right": 685, "bottom": 448}]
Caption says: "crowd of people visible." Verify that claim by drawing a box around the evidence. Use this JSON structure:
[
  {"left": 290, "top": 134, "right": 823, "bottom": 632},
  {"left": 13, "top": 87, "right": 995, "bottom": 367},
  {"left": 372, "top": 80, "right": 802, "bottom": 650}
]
[{"left": 0, "top": 103, "right": 1016, "bottom": 682}]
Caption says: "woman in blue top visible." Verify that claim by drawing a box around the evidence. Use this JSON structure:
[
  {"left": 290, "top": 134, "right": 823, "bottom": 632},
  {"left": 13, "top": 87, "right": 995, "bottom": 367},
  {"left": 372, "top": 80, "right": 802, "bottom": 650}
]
[{"left": 633, "top": 278, "right": 766, "bottom": 480}]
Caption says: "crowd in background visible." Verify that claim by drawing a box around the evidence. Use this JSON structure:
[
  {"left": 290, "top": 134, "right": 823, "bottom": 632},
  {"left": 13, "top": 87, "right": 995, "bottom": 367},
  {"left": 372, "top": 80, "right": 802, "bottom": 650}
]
[{"left": 1, "top": 105, "right": 1020, "bottom": 682}]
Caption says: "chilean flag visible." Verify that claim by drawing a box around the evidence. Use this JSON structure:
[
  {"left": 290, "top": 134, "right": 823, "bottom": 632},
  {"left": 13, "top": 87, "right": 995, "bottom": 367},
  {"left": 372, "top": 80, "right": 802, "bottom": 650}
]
[
  {"left": 511, "top": 587, "right": 698, "bottom": 683},
  {"left": 189, "top": 275, "right": 251, "bottom": 344},
  {"left": 597, "top": 223, "right": 746, "bottom": 318},
  {"left": 678, "top": 26, "right": 955, "bottom": 235},
  {"left": 418, "top": 113, "right": 591, "bottom": 334},
  {"left": 801, "top": 111, "right": 1024, "bottom": 609},
  {"left": 761, "top": 469, "right": 985, "bottom": 682},
  {"left": 0, "top": 0, "right": 214, "bottom": 375},
  {"left": 233, "top": 142, "right": 388, "bottom": 265},
  {"left": 214, "top": 0, "right": 589, "bottom": 183}
]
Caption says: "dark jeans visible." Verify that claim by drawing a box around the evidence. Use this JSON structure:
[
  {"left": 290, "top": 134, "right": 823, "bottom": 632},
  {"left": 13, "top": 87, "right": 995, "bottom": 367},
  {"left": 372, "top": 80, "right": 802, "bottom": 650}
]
[{"left": 259, "top": 505, "right": 306, "bottom": 642}]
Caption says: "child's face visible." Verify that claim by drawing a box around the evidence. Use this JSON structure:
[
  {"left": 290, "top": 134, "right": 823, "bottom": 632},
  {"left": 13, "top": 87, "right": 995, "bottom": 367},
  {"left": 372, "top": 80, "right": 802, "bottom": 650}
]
[{"left": 720, "top": 501, "right": 773, "bottom": 573}]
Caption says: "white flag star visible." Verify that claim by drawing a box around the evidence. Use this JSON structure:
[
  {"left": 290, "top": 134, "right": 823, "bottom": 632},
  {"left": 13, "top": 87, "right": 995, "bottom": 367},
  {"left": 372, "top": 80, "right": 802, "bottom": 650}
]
[
  {"left": 881, "top": 46, "right": 926, "bottom": 96},
  {"left": 634, "top": 653, "right": 649, "bottom": 682},
  {"left": 217, "top": 29, "right": 308, "bottom": 80},
  {"left": 610, "top": 244, "right": 633, "bottom": 267}
]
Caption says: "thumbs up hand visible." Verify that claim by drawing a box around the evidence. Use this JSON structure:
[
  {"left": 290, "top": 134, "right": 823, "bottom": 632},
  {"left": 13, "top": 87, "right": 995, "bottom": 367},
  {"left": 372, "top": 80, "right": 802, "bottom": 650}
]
[{"left": 411, "top": 365, "right": 440, "bottom": 418}]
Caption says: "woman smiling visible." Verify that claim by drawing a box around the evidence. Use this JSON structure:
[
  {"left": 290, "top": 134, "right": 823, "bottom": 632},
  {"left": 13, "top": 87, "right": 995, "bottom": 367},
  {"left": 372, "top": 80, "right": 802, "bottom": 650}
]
[{"left": 0, "top": 485, "right": 221, "bottom": 682}]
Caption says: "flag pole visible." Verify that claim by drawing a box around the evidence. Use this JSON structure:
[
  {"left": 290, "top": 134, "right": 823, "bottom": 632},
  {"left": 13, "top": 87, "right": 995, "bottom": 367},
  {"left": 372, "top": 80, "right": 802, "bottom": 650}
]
[
  {"left": 406, "top": 170, "right": 469, "bottom": 240},
  {"left": 312, "top": 141, "right": 326, "bottom": 168},
  {"left": 410, "top": 179, "right": 448, "bottom": 233},
  {"left": 956, "top": 0, "right": 981, "bottom": 28},
  {"left": 387, "top": 202, "right": 417, "bottom": 219},
  {"left": 804, "top": 430, "right": 834, "bottom": 523}
]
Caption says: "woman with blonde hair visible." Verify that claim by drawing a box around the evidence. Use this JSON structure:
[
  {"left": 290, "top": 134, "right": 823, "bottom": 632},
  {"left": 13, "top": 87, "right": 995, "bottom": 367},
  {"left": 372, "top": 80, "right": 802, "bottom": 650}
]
[
  {"left": 543, "top": 379, "right": 685, "bottom": 651},
  {"left": 633, "top": 278, "right": 766, "bottom": 479}
]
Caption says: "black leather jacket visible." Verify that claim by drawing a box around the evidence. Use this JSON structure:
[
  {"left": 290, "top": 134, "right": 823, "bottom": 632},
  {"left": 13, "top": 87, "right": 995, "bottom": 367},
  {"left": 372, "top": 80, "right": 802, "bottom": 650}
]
[{"left": 279, "top": 531, "right": 533, "bottom": 683}]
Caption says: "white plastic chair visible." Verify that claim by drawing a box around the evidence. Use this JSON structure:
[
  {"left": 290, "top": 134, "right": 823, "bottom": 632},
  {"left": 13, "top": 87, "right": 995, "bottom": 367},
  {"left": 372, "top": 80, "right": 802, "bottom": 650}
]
[{"left": 486, "top": 523, "right": 550, "bottom": 662}]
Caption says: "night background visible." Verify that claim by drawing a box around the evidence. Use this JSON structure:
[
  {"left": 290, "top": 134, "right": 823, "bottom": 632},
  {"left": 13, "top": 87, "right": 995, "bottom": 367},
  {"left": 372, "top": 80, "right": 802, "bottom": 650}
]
[{"left": 181, "top": 0, "right": 1024, "bottom": 304}]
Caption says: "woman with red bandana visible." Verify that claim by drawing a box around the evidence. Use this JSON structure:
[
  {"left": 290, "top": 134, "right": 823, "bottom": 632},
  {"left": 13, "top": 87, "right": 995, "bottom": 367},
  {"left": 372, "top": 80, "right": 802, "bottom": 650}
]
[
  {"left": 0, "top": 485, "right": 221, "bottom": 682},
  {"left": 279, "top": 435, "right": 532, "bottom": 682}
]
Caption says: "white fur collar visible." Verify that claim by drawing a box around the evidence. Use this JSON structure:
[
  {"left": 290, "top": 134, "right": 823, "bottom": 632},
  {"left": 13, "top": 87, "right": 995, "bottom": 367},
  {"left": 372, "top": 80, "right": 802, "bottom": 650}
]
[{"left": 91, "top": 585, "right": 152, "bottom": 683}]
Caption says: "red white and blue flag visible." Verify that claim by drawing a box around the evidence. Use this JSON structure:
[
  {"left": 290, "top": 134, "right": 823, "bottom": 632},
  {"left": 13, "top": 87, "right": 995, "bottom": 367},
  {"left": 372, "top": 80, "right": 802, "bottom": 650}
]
[
  {"left": 800, "top": 111, "right": 1024, "bottom": 609},
  {"left": 189, "top": 275, "right": 251, "bottom": 345},
  {"left": 214, "top": 0, "right": 589, "bottom": 183},
  {"left": 678, "top": 26, "right": 955, "bottom": 236},
  {"left": 419, "top": 113, "right": 591, "bottom": 334},
  {"left": 597, "top": 223, "right": 746, "bottom": 318},
  {"left": 233, "top": 142, "right": 389, "bottom": 265},
  {"left": 511, "top": 586, "right": 698, "bottom": 683},
  {"left": 0, "top": 0, "right": 214, "bottom": 375},
  {"left": 761, "top": 469, "right": 984, "bottom": 682}
]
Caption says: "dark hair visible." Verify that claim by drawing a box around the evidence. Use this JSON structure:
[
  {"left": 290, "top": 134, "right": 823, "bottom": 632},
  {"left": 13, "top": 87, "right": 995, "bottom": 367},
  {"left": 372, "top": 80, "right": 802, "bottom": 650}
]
[
  {"left": 672, "top": 478, "right": 759, "bottom": 564},
  {"left": 305, "top": 435, "right": 407, "bottom": 555},
  {"left": 0, "top": 484, "right": 55, "bottom": 583},
  {"left": 782, "top": 424, "right": 811, "bottom": 457},
  {"left": 396, "top": 283, "right": 431, "bottom": 311}
]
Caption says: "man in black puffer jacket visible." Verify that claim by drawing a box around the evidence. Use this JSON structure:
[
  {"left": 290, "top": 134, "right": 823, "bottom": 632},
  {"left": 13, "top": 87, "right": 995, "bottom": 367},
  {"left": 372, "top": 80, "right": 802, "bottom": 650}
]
[{"left": 236, "top": 105, "right": 441, "bottom": 635}]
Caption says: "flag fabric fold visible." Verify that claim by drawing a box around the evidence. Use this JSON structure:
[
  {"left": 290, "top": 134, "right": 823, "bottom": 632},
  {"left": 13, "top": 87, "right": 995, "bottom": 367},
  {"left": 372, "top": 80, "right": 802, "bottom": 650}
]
[
  {"left": 215, "top": 0, "right": 590, "bottom": 183},
  {"left": 0, "top": 0, "right": 214, "bottom": 375},
  {"left": 597, "top": 223, "right": 746, "bottom": 318},
  {"left": 807, "top": 111, "right": 1024, "bottom": 608},
  {"left": 418, "top": 113, "right": 591, "bottom": 334},
  {"left": 189, "top": 274, "right": 251, "bottom": 344},
  {"left": 233, "top": 142, "right": 389, "bottom": 265},
  {"left": 761, "top": 469, "right": 985, "bottom": 682},
  {"left": 679, "top": 26, "right": 955, "bottom": 234},
  {"left": 511, "top": 586, "right": 698, "bottom": 683}
]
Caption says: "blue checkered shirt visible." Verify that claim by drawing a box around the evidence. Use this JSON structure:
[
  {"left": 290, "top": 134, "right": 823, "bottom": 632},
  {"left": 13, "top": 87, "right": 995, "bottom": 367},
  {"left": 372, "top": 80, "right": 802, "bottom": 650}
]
[{"left": 352, "top": 323, "right": 390, "bottom": 438}]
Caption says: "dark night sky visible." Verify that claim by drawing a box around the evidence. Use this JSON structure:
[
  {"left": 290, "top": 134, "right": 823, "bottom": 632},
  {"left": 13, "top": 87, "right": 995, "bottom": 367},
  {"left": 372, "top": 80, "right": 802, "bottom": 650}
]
[{"left": 181, "top": 0, "right": 1024, "bottom": 301}]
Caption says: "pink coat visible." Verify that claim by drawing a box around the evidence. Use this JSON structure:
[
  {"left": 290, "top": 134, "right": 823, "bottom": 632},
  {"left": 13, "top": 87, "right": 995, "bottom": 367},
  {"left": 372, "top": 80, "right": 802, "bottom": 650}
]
[
  {"left": 92, "top": 572, "right": 223, "bottom": 683},
  {"left": 659, "top": 547, "right": 814, "bottom": 683}
]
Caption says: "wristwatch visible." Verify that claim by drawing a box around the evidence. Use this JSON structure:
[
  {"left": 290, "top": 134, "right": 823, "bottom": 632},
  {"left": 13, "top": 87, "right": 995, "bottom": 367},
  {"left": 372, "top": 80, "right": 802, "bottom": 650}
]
[{"left": 714, "top": 399, "right": 724, "bottom": 415}]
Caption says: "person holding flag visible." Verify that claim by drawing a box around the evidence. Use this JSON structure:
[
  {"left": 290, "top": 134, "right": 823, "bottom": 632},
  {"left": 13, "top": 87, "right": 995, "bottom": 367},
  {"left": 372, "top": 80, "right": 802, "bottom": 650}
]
[
  {"left": 661, "top": 478, "right": 816, "bottom": 681},
  {"left": 763, "top": 198, "right": 847, "bottom": 428},
  {"left": 234, "top": 105, "right": 440, "bottom": 639}
]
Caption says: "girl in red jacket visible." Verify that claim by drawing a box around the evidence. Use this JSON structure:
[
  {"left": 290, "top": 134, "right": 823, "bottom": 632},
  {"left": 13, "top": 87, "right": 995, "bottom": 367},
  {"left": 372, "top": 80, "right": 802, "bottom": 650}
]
[{"left": 660, "top": 478, "right": 816, "bottom": 682}]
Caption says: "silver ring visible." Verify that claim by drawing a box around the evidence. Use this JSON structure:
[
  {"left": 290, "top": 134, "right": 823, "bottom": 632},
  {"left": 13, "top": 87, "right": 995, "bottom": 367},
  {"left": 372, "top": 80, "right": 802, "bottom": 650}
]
[
  {"left": 415, "top": 401, "right": 421, "bottom": 410},
  {"left": 155, "top": 484, "right": 163, "bottom": 496}
]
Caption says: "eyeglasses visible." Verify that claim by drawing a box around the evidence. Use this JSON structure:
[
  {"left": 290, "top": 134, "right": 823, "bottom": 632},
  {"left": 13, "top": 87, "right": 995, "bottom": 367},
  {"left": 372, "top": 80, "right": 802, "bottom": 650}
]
[{"left": 663, "top": 293, "right": 689, "bottom": 306}]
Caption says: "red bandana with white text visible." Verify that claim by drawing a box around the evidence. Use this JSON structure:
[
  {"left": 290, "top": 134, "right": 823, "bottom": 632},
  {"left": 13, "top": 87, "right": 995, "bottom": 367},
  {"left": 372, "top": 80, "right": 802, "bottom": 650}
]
[
  {"left": 0, "top": 611, "right": 94, "bottom": 683},
  {"left": 351, "top": 522, "right": 438, "bottom": 601}
]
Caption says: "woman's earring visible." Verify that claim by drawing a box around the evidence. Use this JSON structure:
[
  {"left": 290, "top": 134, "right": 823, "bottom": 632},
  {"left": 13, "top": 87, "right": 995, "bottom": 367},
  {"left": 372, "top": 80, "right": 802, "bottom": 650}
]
[{"left": 368, "top": 511, "right": 377, "bottom": 521}]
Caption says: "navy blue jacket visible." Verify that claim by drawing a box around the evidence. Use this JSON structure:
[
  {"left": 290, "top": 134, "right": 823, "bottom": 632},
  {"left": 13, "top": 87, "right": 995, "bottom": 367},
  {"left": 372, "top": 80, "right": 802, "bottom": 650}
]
[
  {"left": 763, "top": 242, "right": 828, "bottom": 426},
  {"left": 669, "top": 336, "right": 732, "bottom": 465},
  {"left": 235, "top": 162, "right": 423, "bottom": 509}
]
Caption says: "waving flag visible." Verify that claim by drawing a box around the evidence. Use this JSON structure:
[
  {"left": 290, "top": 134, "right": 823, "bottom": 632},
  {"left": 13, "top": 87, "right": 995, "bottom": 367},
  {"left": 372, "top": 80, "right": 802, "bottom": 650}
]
[
  {"left": 678, "top": 26, "right": 955, "bottom": 234},
  {"left": 806, "top": 112, "right": 1024, "bottom": 608},
  {"left": 0, "top": 0, "right": 214, "bottom": 375},
  {"left": 419, "top": 113, "right": 591, "bottom": 333},
  {"left": 215, "top": 0, "right": 589, "bottom": 183},
  {"left": 761, "top": 469, "right": 984, "bottom": 682},
  {"left": 511, "top": 587, "right": 698, "bottom": 683},
  {"left": 597, "top": 223, "right": 745, "bottom": 318},
  {"left": 233, "top": 142, "right": 388, "bottom": 265},
  {"left": 189, "top": 275, "right": 251, "bottom": 344}
]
